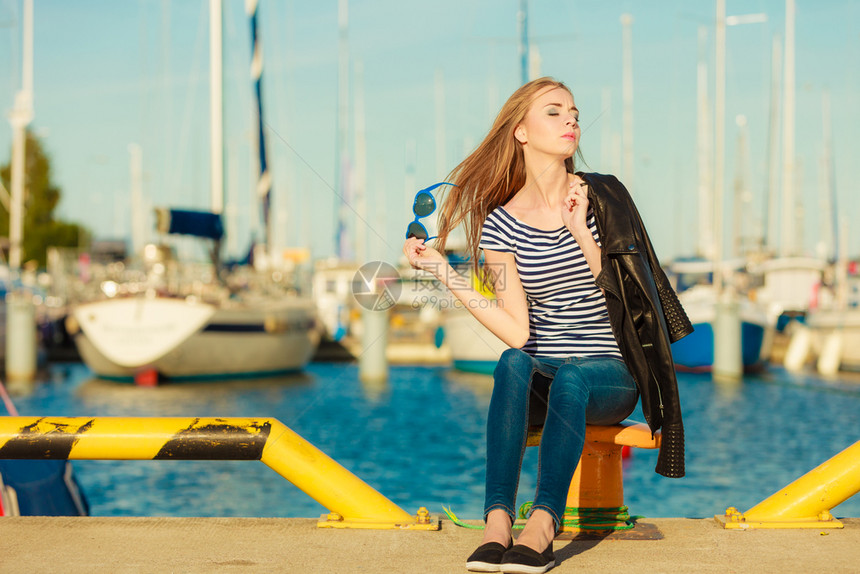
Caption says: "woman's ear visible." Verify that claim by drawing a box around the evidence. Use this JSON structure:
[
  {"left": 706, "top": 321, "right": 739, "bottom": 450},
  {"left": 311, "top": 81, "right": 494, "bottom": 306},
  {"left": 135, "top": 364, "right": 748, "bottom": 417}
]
[{"left": 514, "top": 125, "right": 527, "bottom": 144}]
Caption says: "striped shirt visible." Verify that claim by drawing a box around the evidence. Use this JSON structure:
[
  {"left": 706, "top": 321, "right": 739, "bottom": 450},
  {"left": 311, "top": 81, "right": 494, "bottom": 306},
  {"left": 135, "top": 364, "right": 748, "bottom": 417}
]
[{"left": 479, "top": 205, "right": 622, "bottom": 359}]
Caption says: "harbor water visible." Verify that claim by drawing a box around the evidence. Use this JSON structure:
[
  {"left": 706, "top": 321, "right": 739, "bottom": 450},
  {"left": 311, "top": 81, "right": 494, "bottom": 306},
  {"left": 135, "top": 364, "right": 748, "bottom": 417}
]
[{"left": 6, "top": 362, "right": 860, "bottom": 520}]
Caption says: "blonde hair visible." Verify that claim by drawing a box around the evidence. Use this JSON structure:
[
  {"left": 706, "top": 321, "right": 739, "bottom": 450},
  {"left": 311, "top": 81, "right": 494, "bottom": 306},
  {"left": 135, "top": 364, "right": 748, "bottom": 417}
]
[{"left": 435, "top": 77, "right": 582, "bottom": 288}]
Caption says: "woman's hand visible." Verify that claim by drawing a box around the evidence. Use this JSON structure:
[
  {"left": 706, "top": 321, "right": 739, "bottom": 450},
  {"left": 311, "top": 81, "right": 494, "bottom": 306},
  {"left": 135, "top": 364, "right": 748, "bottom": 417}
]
[
  {"left": 562, "top": 180, "right": 590, "bottom": 237},
  {"left": 562, "top": 180, "right": 602, "bottom": 279},
  {"left": 403, "top": 237, "right": 447, "bottom": 280}
]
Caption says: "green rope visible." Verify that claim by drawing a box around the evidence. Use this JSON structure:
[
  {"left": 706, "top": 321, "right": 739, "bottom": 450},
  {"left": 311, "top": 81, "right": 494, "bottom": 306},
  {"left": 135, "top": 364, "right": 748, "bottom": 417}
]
[
  {"left": 443, "top": 503, "right": 643, "bottom": 532},
  {"left": 519, "top": 501, "right": 642, "bottom": 531},
  {"left": 442, "top": 506, "right": 485, "bottom": 529}
]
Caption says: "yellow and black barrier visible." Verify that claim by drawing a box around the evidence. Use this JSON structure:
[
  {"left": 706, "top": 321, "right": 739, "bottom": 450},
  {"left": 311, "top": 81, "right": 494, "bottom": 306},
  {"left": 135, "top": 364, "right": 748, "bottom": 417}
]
[{"left": 0, "top": 416, "right": 439, "bottom": 530}]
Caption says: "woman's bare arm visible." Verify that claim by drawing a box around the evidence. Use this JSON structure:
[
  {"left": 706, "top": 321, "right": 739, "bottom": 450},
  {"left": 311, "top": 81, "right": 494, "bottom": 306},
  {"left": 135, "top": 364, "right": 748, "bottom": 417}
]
[
  {"left": 403, "top": 238, "right": 530, "bottom": 348},
  {"left": 571, "top": 228, "right": 602, "bottom": 279}
]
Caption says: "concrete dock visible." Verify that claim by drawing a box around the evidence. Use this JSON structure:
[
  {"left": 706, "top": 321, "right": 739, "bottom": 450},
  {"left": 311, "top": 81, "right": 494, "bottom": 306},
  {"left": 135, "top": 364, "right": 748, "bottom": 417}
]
[{"left": 1, "top": 516, "right": 858, "bottom": 573}]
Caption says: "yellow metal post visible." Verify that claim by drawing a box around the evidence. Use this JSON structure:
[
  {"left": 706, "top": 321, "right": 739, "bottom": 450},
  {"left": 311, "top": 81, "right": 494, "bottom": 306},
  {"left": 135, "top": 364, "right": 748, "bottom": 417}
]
[
  {"left": 716, "top": 440, "right": 860, "bottom": 529},
  {"left": 0, "top": 417, "right": 439, "bottom": 530},
  {"left": 261, "top": 420, "right": 433, "bottom": 529}
]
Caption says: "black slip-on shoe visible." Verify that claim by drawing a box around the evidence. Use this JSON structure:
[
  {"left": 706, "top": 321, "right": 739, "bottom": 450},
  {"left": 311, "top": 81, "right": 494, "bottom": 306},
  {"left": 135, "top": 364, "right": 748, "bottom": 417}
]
[
  {"left": 498, "top": 543, "right": 555, "bottom": 574},
  {"left": 466, "top": 541, "right": 511, "bottom": 572}
]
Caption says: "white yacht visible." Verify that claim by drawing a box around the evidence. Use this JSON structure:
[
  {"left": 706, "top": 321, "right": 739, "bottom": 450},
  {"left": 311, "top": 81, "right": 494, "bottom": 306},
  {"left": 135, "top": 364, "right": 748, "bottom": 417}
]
[{"left": 66, "top": 242, "right": 319, "bottom": 382}]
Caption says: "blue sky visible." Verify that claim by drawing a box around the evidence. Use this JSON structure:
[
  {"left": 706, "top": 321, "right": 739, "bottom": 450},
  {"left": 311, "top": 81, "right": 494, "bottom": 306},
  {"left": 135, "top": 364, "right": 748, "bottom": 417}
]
[{"left": 1, "top": 0, "right": 858, "bottom": 266}]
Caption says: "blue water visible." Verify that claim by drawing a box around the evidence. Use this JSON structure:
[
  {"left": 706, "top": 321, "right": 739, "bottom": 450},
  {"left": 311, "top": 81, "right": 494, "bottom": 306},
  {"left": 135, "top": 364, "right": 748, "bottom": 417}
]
[{"left": 6, "top": 362, "right": 860, "bottom": 519}]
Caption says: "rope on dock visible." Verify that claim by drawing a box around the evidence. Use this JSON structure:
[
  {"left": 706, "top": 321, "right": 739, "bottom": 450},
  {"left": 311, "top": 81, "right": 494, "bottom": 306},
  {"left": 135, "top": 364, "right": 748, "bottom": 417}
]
[{"left": 443, "top": 502, "right": 643, "bottom": 532}]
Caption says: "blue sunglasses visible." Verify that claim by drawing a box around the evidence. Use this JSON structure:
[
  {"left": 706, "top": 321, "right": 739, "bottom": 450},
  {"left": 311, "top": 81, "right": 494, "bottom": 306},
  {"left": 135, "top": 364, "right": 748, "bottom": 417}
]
[{"left": 405, "top": 182, "right": 457, "bottom": 240}]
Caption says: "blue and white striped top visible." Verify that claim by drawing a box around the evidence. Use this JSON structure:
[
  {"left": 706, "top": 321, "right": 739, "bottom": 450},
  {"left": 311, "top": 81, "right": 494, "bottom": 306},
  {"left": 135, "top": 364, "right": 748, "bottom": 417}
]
[{"left": 479, "top": 205, "right": 622, "bottom": 359}]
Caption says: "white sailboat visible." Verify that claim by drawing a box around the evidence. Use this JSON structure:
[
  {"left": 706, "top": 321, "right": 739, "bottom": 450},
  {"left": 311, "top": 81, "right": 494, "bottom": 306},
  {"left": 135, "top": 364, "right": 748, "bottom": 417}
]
[
  {"left": 70, "top": 291, "right": 318, "bottom": 381},
  {"left": 786, "top": 259, "right": 860, "bottom": 374},
  {"left": 68, "top": 1, "right": 319, "bottom": 382}
]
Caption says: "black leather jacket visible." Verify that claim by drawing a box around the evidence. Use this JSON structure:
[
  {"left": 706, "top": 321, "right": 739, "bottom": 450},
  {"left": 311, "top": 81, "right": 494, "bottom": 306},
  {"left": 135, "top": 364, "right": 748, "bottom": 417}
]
[{"left": 582, "top": 172, "right": 693, "bottom": 478}]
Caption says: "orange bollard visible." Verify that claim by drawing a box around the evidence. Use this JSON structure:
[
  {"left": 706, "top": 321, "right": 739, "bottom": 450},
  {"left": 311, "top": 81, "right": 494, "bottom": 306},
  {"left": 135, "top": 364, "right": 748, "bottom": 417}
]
[{"left": 527, "top": 422, "right": 660, "bottom": 531}]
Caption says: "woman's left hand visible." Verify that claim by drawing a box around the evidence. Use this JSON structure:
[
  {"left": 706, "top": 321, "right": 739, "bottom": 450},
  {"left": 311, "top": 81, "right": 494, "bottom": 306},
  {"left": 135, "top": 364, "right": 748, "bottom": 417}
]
[{"left": 562, "top": 180, "right": 589, "bottom": 236}]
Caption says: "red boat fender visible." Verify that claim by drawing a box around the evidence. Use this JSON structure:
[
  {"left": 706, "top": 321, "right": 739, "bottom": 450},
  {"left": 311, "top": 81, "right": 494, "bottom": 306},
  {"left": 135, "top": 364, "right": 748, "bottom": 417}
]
[
  {"left": 135, "top": 369, "right": 159, "bottom": 387},
  {"left": 809, "top": 281, "right": 820, "bottom": 311}
]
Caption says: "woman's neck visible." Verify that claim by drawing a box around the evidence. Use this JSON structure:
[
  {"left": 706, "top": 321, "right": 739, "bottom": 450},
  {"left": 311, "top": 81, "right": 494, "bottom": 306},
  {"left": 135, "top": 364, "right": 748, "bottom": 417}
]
[{"left": 520, "top": 159, "right": 571, "bottom": 209}]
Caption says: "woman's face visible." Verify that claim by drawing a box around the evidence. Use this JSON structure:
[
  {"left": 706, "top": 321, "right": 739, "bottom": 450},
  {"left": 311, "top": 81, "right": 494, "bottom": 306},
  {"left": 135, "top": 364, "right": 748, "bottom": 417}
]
[{"left": 514, "top": 86, "right": 580, "bottom": 159}]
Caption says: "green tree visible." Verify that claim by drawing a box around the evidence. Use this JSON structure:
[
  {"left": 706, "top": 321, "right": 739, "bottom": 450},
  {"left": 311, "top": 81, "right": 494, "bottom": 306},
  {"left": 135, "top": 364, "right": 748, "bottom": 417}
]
[{"left": 0, "top": 130, "right": 89, "bottom": 267}]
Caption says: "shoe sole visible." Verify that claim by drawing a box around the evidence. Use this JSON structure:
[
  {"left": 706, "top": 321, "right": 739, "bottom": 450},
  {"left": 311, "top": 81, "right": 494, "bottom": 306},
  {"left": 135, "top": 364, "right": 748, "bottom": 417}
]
[
  {"left": 466, "top": 560, "right": 502, "bottom": 572},
  {"left": 498, "top": 560, "right": 555, "bottom": 574}
]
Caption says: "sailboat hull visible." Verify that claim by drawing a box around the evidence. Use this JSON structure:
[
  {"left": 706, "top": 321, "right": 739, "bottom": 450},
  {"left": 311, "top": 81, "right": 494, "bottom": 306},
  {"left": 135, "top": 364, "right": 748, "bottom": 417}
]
[
  {"left": 671, "top": 286, "right": 770, "bottom": 372},
  {"left": 671, "top": 320, "right": 767, "bottom": 371},
  {"left": 71, "top": 297, "right": 319, "bottom": 381}
]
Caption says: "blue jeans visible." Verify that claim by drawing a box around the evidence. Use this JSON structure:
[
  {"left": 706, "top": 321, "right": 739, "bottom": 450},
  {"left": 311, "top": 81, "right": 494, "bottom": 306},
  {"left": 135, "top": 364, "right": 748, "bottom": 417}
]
[{"left": 484, "top": 348, "right": 639, "bottom": 530}]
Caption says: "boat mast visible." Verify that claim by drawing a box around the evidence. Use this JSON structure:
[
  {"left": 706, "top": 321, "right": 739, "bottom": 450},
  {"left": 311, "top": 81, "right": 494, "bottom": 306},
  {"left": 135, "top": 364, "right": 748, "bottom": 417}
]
[
  {"left": 517, "top": 0, "right": 529, "bottom": 85},
  {"left": 714, "top": 0, "right": 726, "bottom": 292},
  {"left": 334, "top": 0, "right": 351, "bottom": 261},
  {"left": 764, "top": 36, "right": 782, "bottom": 253},
  {"left": 209, "top": 0, "right": 224, "bottom": 215},
  {"left": 8, "top": 0, "right": 34, "bottom": 271},
  {"left": 621, "top": 13, "right": 634, "bottom": 192},
  {"left": 733, "top": 115, "right": 750, "bottom": 257},
  {"left": 354, "top": 60, "right": 367, "bottom": 264},
  {"left": 696, "top": 25, "right": 713, "bottom": 260},
  {"left": 781, "top": 0, "right": 796, "bottom": 256},
  {"left": 821, "top": 90, "right": 837, "bottom": 262},
  {"left": 129, "top": 143, "right": 145, "bottom": 256},
  {"left": 248, "top": 0, "right": 272, "bottom": 252}
]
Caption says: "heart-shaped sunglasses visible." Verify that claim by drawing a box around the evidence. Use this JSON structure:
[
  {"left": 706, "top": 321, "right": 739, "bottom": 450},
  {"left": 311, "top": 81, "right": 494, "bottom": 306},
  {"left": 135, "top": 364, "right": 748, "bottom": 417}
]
[{"left": 405, "top": 181, "right": 457, "bottom": 240}]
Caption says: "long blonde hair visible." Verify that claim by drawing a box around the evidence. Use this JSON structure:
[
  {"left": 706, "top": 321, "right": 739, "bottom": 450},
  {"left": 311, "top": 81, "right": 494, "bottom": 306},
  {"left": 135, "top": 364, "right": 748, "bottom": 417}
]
[{"left": 435, "top": 77, "right": 582, "bottom": 288}]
